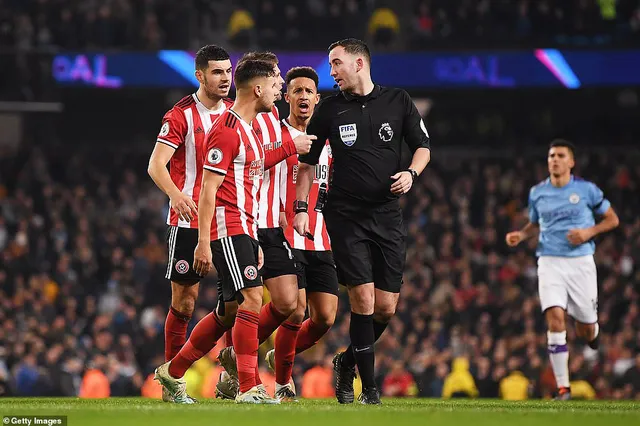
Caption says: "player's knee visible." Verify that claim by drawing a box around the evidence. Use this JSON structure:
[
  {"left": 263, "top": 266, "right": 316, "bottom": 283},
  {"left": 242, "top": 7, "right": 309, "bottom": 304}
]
[
  {"left": 173, "top": 295, "right": 196, "bottom": 317},
  {"left": 349, "top": 287, "right": 375, "bottom": 313},
  {"left": 274, "top": 296, "right": 297, "bottom": 317},
  {"left": 373, "top": 305, "right": 396, "bottom": 324},
  {"left": 311, "top": 309, "right": 335, "bottom": 329},
  {"left": 239, "top": 288, "right": 263, "bottom": 312},
  {"left": 547, "top": 317, "right": 565, "bottom": 332}
]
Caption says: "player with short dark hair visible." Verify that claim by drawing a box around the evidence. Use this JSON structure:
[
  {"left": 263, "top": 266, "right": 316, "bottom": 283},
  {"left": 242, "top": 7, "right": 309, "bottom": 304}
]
[
  {"left": 261, "top": 66, "right": 338, "bottom": 401},
  {"left": 215, "top": 53, "right": 316, "bottom": 400},
  {"left": 147, "top": 44, "right": 233, "bottom": 403},
  {"left": 155, "top": 59, "right": 309, "bottom": 404},
  {"left": 506, "top": 139, "right": 619, "bottom": 400},
  {"left": 293, "top": 39, "right": 432, "bottom": 404}
]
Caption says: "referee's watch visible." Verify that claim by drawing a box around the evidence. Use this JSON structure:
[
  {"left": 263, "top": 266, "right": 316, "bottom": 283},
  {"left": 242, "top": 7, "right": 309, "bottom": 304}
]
[
  {"left": 407, "top": 168, "right": 418, "bottom": 182},
  {"left": 293, "top": 200, "right": 308, "bottom": 214}
]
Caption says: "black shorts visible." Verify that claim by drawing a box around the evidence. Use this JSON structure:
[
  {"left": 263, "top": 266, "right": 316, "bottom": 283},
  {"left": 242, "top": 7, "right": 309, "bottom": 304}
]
[
  {"left": 212, "top": 234, "right": 262, "bottom": 306},
  {"left": 323, "top": 200, "right": 406, "bottom": 293},
  {"left": 165, "top": 226, "right": 203, "bottom": 285},
  {"left": 293, "top": 249, "right": 339, "bottom": 295},
  {"left": 258, "top": 227, "right": 298, "bottom": 280}
]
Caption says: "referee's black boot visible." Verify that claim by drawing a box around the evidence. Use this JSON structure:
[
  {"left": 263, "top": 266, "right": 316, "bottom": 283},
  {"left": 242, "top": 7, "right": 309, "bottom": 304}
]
[
  {"left": 358, "top": 387, "right": 381, "bottom": 405},
  {"left": 333, "top": 352, "right": 356, "bottom": 404}
]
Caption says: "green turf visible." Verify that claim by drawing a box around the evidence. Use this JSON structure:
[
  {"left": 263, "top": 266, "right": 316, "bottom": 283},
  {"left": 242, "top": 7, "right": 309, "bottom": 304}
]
[{"left": 1, "top": 398, "right": 639, "bottom": 426}]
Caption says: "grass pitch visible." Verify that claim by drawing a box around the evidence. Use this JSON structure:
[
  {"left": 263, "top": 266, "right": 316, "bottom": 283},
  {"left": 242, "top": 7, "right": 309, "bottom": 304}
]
[{"left": 1, "top": 398, "right": 638, "bottom": 426}]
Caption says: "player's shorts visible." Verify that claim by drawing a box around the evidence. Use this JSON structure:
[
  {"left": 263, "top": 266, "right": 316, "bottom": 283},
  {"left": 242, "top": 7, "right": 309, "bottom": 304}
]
[
  {"left": 165, "top": 226, "right": 203, "bottom": 285},
  {"left": 293, "top": 249, "right": 339, "bottom": 295},
  {"left": 323, "top": 199, "right": 406, "bottom": 293},
  {"left": 212, "top": 234, "right": 262, "bottom": 309},
  {"left": 257, "top": 227, "right": 298, "bottom": 280},
  {"left": 537, "top": 255, "right": 598, "bottom": 324}
]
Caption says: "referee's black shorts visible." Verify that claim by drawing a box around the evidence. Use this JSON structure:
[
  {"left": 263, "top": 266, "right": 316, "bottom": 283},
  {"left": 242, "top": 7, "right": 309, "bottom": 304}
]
[{"left": 323, "top": 199, "right": 407, "bottom": 293}]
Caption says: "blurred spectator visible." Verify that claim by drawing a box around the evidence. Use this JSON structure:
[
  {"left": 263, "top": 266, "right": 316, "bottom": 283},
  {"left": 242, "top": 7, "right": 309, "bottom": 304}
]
[
  {"left": 382, "top": 361, "right": 418, "bottom": 397},
  {"left": 442, "top": 357, "right": 478, "bottom": 398},
  {"left": 499, "top": 357, "right": 530, "bottom": 400},
  {"left": 368, "top": 8, "right": 400, "bottom": 48}
]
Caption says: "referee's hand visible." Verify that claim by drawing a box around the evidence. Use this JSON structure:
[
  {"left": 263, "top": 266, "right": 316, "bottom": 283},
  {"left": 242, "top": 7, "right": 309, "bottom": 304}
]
[
  {"left": 293, "top": 134, "right": 317, "bottom": 155},
  {"left": 170, "top": 192, "right": 198, "bottom": 222},
  {"left": 390, "top": 171, "right": 413, "bottom": 195},
  {"left": 193, "top": 242, "right": 213, "bottom": 276}
]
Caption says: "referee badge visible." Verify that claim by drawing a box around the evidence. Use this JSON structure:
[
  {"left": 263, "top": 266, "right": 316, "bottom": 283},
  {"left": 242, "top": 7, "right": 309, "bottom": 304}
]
[
  {"left": 339, "top": 124, "right": 357, "bottom": 146},
  {"left": 569, "top": 193, "right": 580, "bottom": 204}
]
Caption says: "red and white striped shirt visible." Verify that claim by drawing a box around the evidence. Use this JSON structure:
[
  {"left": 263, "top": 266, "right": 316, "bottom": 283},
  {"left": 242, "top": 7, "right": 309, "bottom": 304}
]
[
  {"left": 203, "top": 110, "right": 265, "bottom": 241},
  {"left": 254, "top": 106, "right": 289, "bottom": 229},
  {"left": 280, "top": 119, "right": 332, "bottom": 251},
  {"left": 156, "top": 94, "right": 233, "bottom": 228}
]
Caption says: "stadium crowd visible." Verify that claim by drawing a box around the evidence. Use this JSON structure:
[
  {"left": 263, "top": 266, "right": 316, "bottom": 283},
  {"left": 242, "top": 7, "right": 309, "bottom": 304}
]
[
  {"left": 1, "top": 141, "right": 639, "bottom": 400},
  {"left": 1, "top": 0, "right": 639, "bottom": 50}
]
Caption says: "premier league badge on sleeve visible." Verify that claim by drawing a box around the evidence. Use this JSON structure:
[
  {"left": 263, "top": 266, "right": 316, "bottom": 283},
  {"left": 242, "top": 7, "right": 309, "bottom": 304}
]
[{"left": 339, "top": 124, "right": 357, "bottom": 147}]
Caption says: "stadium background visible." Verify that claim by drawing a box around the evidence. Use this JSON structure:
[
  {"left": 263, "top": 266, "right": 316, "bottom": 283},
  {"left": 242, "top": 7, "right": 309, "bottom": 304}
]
[{"left": 1, "top": 0, "right": 640, "bottom": 401}]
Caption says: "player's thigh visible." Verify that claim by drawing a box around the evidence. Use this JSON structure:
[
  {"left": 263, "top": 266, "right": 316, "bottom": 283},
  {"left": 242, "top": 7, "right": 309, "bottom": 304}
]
[
  {"left": 258, "top": 227, "right": 298, "bottom": 281},
  {"left": 305, "top": 251, "right": 340, "bottom": 296},
  {"left": 165, "top": 226, "right": 202, "bottom": 285},
  {"left": 537, "top": 256, "right": 569, "bottom": 313},
  {"left": 211, "top": 235, "right": 262, "bottom": 308},
  {"left": 323, "top": 209, "right": 373, "bottom": 286},
  {"left": 369, "top": 206, "right": 407, "bottom": 294},
  {"left": 566, "top": 255, "right": 598, "bottom": 324}
]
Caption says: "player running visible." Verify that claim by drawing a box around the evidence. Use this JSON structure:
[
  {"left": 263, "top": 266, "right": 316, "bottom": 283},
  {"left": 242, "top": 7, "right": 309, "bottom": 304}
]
[
  {"left": 262, "top": 67, "right": 339, "bottom": 401},
  {"left": 506, "top": 139, "right": 619, "bottom": 400},
  {"left": 147, "top": 45, "right": 233, "bottom": 403}
]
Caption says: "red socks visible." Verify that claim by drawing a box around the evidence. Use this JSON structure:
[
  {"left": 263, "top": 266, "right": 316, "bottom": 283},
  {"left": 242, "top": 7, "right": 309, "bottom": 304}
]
[
  {"left": 234, "top": 309, "right": 260, "bottom": 393},
  {"left": 168, "top": 311, "right": 227, "bottom": 378},
  {"left": 258, "top": 302, "right": 288, "bottom": 343},
  {"left": 224, "top": 329, "right": 233, "bottom": 347},
  {"left": 164, "top": 307, "right": 191, "bottom": 362},
  {"left": 275, "top": 321, "right": 301, "bottom": 385},
  {"left": 295, "top": 319, "right": 330, "bottom": 354}
]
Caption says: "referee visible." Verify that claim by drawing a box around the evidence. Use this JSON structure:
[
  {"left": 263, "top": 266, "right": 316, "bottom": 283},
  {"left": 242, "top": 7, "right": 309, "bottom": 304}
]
[{"left": 293, "top": 38, "right": 431, "bottom": 404}]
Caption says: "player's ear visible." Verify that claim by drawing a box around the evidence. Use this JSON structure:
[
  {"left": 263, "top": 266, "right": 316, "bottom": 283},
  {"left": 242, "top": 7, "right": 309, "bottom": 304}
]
[
  {"left": 254, "top": 84, "right": 262, "bottom": 98},
  {"left": 195, "top": 69, "right": 204, "bottom": 85},
  {"left": 355, "top": 58, "right": 363, "bottom": 72},
  {"left": 284, "top": 92, "right": 290, "bottom": 103},
  {"left": 314, "top": 93, "right": 320, "bottom": 104}
]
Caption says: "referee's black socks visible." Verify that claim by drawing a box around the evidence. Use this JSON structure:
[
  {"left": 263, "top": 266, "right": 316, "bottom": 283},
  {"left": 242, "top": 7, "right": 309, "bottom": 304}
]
[
  {"left": 349, "top": 312, "right": 376, "bottom": 389},
  {"left": 344, "top": 318, "right": 389, "bottom": 368}
]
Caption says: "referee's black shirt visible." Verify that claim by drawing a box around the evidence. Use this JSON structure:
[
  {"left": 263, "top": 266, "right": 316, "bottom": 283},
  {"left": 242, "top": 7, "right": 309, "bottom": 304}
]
[{"left": 300, "top": 85, "right": 430, "bottom": 205}]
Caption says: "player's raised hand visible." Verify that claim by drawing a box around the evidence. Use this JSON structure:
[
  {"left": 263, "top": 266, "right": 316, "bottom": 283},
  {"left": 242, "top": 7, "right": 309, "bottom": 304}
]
[
  {"left": 293, "top": 134, "right": 317, "bottom": 155},
  {"left": 293, "top": 212, "right": 310, "bottom": 237},
  {"left": 390, "top": 171, "right": 413, "bottom": 195},
  {"left": 505, "top": 231, "right": 524, "bottom": 247},
  {"left": 567, "top": 228, "right": 593, "bottom": 245},
  {"left": 193, "top": 242, "right": 213, "bottom": 276},
  {"left": 170, "top": 192, "right": 198, "bottom": 222}
]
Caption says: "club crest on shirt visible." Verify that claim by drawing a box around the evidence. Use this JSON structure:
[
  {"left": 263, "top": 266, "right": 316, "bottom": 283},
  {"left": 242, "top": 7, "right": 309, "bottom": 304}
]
[
  {"left": 160, "top": 122, "right": 170, "bottom": 137},
  {"left": 207, "top": 148, "right": 223, "bottom": 165},
  {"left": 378, "top": 122, "right": 394, "bottom": 142},
  {"left": 569, "top": 193, "right": 580, "bottom": 204},
  {"left": 339, "top": 124, "right": 357, "bottom": 146}
]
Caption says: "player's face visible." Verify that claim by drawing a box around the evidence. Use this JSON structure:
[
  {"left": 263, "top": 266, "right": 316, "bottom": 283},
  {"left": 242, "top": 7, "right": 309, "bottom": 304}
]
[
  {"left": 257, "top": 75, "right": 280, "bottom": 113},
  {"left": 329, "top": 46, "right": 359, "bottom": 92},
  {"left": 196, "top": 59, "right": 233, "bottom": 100},
  {"left": 285, "top": 77, "right": 320, "bottom": 120},
  {"left": 548, "top": 146, "right": 575, "bottom": 176},
  {"left": 272, "top": 64, "right": 284, "bottom": 101}
]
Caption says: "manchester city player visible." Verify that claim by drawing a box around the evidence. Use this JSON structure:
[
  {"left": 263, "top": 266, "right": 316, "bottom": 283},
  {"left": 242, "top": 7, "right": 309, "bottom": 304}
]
[{"left": 505, "top": 140, "right": 619, "bottom": 400}]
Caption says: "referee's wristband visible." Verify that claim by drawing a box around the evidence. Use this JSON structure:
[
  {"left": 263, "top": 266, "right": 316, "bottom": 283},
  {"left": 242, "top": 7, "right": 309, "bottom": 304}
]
[
  {"left": 407, "top": 168, "right": 418, "bottom": 181},
  {"left": 293, "top": 200, "right": 308, "bottom": 214}
]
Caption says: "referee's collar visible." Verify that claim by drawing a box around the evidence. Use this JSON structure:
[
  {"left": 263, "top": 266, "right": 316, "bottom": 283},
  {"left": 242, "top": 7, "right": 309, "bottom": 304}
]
[{"left": 342, "top": 84, "right": 381, "bottom": 102}]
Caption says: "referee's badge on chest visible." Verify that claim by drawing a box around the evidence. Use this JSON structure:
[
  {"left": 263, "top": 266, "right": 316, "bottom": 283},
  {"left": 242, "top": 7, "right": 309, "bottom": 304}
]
[{"left": 339, "top": 123, "right": 357, "bottom": 146}]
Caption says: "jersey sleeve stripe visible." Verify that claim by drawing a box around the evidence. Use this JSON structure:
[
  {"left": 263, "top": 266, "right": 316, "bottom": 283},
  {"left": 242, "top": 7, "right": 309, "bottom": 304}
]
[
  {"left": 157, "top": 138, "right": 179, "bottom": 149},
  {"left": 204, "top": 165, "right": 227, "bottom": 175}
]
